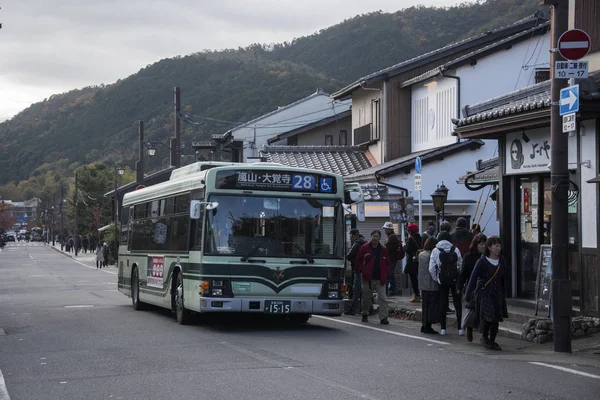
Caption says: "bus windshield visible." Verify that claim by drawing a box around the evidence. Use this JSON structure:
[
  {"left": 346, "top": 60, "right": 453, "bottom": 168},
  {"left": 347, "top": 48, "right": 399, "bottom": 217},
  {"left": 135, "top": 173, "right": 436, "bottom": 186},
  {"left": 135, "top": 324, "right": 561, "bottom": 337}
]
[{"left": 204, "top": 195, "right": 344, "bottom": 259}]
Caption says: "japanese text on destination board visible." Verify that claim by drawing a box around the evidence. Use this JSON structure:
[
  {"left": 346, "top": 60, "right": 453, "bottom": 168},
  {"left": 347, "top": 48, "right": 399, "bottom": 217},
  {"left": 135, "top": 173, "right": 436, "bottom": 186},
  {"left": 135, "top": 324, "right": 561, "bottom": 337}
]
[{"left": 215, "top": 170, "right": 336, "bottom": 193}]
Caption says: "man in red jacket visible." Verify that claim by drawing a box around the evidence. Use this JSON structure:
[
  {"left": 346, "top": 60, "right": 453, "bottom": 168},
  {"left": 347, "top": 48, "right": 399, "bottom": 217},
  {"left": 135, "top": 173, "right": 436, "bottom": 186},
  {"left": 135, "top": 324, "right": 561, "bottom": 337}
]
[{"left": 356, "top": 230, "right": 391, "bottom": 324}]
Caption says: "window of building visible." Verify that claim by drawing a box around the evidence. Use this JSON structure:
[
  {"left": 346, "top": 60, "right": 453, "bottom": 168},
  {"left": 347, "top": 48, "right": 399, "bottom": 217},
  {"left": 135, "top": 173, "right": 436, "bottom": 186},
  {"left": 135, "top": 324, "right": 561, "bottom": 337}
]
[
  {"left": 371, "top": 99, "right": 381, "bottom": 140},
  {"left": 339, "top": 130, "right": 347, "bottom": 146}
]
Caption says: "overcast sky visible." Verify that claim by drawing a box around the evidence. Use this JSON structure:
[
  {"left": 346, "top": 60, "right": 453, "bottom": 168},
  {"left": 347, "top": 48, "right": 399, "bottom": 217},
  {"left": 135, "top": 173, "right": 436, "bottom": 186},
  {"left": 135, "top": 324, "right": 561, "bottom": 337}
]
[{"left": 0, "top": 0, "right": 463, "bottom": 122}]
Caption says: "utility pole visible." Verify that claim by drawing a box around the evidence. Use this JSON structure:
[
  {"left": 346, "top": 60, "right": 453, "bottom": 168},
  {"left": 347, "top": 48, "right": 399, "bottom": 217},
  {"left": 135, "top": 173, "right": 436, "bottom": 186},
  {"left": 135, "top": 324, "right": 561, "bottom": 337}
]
[
  {"left": 60, "top": 185, "right": 64, "bottom": 250},
  {"left": 74, "top": 172, "right": 79, "bottom": 257},
  {"left": 541, "top": 0, "right": 571, "bottom": 353},
  {"left": 136, "top": 120, "right": 144, "bottom": 185},
  {"left": 174, "top": 86, "right": 181, "bottom": 168}
]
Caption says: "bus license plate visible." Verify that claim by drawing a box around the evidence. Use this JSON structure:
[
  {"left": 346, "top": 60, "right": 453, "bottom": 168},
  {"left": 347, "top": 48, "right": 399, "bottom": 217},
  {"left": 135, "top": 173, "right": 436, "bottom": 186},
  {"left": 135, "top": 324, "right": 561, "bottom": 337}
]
[{"left": 264, "top": 300, "right": 291, "bottom": 314}]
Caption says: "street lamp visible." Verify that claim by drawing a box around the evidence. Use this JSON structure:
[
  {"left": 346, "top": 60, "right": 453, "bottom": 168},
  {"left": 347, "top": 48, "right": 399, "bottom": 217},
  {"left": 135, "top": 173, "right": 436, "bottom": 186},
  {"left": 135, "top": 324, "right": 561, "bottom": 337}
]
[
  {"left": 438, "top": 181, "right": 449, "bottom": 220},
  {"left": 113, "top": 164, "right": 125, "bottom": 266},
  {"left": 431, "top": 185, "right": 446, "bottom": 234},
  {"left": 145, "top": 140, "right": 171, "bottom": 157}
]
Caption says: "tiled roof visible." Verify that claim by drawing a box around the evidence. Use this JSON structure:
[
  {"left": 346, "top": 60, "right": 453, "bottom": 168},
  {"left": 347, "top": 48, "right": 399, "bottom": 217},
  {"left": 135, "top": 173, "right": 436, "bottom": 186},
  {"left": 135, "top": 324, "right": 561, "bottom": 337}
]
[
  {"left": 266, "top": 110, "right": 352, "bottom": 144},
  {"left": 260, "top": 145, "right": 373, "bottom": 176},
  {"left": 402, "top": 21, "right": 550, "bottom": 88},
  {"left": 344, "top": 139, "right": 484, "bottom": 180},
  {"left": 361, "top": 184, "right": 389, "bottom": 202},
  {"left": 332, "top": 14, "right": 546, "bottom": 99},
  {"left": 458, "top": 158, "right": 500, "bottom": 184},
  {"left": 454, "top": 71, "right": 600, "bottom": 128}
]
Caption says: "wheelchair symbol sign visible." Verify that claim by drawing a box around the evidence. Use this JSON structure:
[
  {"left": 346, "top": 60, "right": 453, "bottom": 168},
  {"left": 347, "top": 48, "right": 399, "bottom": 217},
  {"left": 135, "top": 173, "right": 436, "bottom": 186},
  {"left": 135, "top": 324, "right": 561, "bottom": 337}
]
[{"left": 319, "top": 178, "right": 333, "bottom": 193}]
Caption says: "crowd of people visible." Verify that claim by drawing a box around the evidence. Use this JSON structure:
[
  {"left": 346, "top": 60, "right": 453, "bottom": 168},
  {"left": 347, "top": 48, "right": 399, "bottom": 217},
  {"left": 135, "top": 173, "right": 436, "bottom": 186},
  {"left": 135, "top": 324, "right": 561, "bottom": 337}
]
[{"left": 346, "top": 217, "right": 507, "bottom": 351}]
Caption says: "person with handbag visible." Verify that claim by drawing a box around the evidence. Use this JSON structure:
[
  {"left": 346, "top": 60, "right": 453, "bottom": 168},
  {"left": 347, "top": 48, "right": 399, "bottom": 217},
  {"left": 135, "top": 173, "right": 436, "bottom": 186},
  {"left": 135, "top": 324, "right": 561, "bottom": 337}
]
[
  {"left": 418, "top": 237, "right": 440, "bottom": 334},
  {"left": 404, "top": 223, "right": 423, "bottom": 302},
  {"left": 464, "top": 236, "right": 508, "bottom": 351},
  {"left": 458, "top": 233, "right": 487, "bottom": 342}
]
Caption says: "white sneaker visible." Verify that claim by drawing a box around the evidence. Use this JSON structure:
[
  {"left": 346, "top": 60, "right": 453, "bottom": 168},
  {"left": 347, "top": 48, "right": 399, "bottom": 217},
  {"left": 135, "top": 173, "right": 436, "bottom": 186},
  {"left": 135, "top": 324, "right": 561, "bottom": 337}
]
[
  {"left": 458, "top": 329, "right": 464, "bottom": 336},
  {"left": 440, "top": 329, "right": 447, "bottom": 336}
]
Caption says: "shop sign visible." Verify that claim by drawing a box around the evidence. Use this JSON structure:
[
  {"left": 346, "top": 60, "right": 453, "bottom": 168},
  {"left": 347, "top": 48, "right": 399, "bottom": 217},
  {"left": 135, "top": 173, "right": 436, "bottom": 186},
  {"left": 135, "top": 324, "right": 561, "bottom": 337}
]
[{"left": 506, "top": 130, "right": 552, "bottom": 175}]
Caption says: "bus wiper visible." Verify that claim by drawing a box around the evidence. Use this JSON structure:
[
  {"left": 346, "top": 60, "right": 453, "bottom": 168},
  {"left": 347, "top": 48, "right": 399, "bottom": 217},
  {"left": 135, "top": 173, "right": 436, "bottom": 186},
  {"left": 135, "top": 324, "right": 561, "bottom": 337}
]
[
  {"left": 240, "top": 234, "right": 274, "bottom": 262},
  {"left": 287, "top": 239, "right": 314, "bottom": 264}
]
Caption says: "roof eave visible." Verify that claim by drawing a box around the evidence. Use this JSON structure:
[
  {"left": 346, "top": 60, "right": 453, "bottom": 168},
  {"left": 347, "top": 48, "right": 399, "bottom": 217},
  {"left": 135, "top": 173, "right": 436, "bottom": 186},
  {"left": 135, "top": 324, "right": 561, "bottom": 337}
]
[{"left": 454, "top": 108, "right": 551, "bottom": 139}]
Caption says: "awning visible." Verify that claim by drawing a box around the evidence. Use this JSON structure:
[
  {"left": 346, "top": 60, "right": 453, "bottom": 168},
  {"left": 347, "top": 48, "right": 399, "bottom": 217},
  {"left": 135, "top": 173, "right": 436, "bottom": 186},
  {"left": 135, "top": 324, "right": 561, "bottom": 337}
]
[{"left": 587, "top": 175, "right": 600, "bottom": 183}]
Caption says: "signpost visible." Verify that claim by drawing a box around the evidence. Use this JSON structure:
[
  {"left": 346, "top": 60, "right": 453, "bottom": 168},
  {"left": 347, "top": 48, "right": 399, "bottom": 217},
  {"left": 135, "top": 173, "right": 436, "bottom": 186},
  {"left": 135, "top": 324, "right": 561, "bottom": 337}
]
[
  {"left": 555, "top": 29, "right": 590, "bottom": 79},
  {"left": 415, "top": 157, "right": 422, "bottom": 232},
  {"left": 562, "top": 113, "right": 576, "bottom": 133},
  {"left": 559, "top": 85, "right": 579, "bottom": 116}
]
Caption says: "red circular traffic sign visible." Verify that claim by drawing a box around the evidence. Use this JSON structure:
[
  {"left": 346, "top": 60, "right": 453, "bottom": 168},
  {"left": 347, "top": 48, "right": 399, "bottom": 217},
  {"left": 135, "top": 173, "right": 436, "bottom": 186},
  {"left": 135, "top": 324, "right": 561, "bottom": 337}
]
[{"left": 558, "top": 29, "right": 591, "bottom": 60}]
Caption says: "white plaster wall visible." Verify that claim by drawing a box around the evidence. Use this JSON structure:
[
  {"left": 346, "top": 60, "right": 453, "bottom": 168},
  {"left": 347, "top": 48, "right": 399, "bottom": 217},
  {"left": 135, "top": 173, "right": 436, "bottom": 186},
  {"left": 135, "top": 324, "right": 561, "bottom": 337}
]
[
  {"left": 384, "top": 144, "right": 500, "bottom": 235},
  {"left": 232, "top": 93, "right": 351, "bottom": 161},
  {"left": 351, "top": 87, "right": 383, "bottom": 164},
  {"left": 580, "top": 119, "right": 597, "bottom": 248},
  {"left": 457, "top": 33, "right": 551, "bottom": 106}
]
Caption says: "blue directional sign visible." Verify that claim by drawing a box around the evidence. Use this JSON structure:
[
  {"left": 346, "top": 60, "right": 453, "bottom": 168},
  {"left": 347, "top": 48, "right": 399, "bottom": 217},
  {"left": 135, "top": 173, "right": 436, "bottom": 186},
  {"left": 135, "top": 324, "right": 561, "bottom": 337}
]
[
  {"left": 560, "top": 84, "right": 579, "bottom": 116},
  {"left": 415, "top": 156, "right": 422, "bottom": 174}
]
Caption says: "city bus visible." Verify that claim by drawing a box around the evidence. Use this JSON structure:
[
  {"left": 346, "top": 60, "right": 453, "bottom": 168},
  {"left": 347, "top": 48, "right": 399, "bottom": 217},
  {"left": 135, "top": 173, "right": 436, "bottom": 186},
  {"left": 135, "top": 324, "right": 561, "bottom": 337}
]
[{"left": 117, "top": 161, "right": 364, "bottom": 324}]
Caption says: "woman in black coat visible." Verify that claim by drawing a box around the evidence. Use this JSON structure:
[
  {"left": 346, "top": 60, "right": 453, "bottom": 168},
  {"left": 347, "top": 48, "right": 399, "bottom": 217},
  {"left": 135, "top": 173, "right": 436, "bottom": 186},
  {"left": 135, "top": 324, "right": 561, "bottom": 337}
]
[
  {"left": 404, "top": 223, "right": 423, "bottom": 303},
  {"left": 458, "top": 233, "right": 487, "bottom": 342}
]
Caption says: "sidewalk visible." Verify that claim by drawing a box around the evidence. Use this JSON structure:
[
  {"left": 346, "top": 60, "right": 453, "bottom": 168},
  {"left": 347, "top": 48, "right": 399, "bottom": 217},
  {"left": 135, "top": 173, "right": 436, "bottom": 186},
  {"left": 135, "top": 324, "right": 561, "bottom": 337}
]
[
  {"left": 385, "top": 294, "right": 600, "bottom": 355},
  {"left": 47, "top": 242, "right": 117, "bottom": 271}
]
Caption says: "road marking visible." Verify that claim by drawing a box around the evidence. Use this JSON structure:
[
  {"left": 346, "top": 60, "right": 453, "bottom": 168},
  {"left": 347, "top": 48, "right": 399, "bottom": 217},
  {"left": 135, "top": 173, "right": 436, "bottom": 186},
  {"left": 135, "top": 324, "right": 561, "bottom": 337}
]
[
  {"left": 313, "top": 316, "right": 450, "bottom": 345},
  {"left": 0, "top": 329, "right": 5, "bottom": 336},
  {"left": 0, "top": 369, "right": 11, "bottom": 400},
  {"left": 70, "top": 258, "right": 117, "bottom": 275},
  {"left": 64, "top": 305, "right": 94, "bottom": 308},
  {"left": 529, "top": 362, "right": 600, "bottom": 380}
]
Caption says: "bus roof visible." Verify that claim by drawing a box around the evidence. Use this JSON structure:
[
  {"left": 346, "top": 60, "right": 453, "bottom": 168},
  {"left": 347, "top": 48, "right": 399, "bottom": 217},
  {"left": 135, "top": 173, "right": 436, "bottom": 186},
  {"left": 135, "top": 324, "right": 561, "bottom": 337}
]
[{"left": 122, "top": 161, "right": 344, "bottom": 207}]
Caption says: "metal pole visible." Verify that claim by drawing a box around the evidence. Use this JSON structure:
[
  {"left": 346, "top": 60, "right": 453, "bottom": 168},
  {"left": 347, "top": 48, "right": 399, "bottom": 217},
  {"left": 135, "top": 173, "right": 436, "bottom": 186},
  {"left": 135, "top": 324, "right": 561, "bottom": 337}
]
[
  {"left": 74, "top": 171, "right": 78, "bottom": 257},
  {"left": 60, "top": 185, "right": 64, "bottom": 250},
  {"left": 542, "top": 0, "right": 571, "bottom": 353},
  {"left": 51, "top": 208, "right": 55, "bottom": 246},
  {"left": 114, "top": 169, "right": 118, "bottom": 266},
  {"left": 418, "top": 190, "right": 422, "bottom": 233},
  {"left": 136, "top": 120, "right": 144, "bottom": 185},
  {"left": 174, "top": 86, "right": 181, "bottom": 168}
]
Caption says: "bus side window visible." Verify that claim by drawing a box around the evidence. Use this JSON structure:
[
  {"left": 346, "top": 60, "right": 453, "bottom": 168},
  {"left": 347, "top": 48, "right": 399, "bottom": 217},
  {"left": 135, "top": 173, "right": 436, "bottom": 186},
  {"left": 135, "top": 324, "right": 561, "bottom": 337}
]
[{"left": 191, "top": 208, "right": 204, "bottom": 250}]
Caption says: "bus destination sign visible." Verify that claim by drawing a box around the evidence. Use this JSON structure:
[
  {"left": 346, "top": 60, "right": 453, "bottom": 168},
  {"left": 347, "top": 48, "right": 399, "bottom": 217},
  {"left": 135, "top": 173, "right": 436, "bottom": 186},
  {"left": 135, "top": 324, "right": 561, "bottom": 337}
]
[{"left": 216, "top": 170, "right": 336, "bottom": 193}]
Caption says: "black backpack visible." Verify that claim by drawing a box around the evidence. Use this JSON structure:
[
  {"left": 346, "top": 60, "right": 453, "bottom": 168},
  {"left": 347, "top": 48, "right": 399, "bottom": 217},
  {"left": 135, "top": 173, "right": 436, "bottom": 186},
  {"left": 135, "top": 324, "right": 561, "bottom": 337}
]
[{"left": 438, "top": 246, "right": 459, "bottom": 285}]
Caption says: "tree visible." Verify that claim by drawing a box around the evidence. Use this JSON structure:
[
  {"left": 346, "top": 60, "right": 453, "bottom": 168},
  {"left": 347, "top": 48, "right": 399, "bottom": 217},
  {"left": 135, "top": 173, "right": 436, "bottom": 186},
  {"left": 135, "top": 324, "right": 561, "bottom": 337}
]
[{"left": 0, "top": 201, "right": 17, "bottom": 233}]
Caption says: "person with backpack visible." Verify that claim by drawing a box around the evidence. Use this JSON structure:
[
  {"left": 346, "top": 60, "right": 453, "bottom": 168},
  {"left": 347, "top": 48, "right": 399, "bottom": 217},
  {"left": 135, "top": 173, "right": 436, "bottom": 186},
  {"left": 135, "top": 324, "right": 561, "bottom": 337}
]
[
  {"left": 382, "top": 222, "right": 404, "bottom": 297},
  {"left": 404, "top": 223, "right": 422, "bottom": 303},
  {"left": 428, "top": 231, "right": 463, "bottom": 336},
  {"left": 345, "top": 229, "right": 366, "bottom": 315},
  {"left": 356, "top": 230, "right": 391, "bottom": 325}
]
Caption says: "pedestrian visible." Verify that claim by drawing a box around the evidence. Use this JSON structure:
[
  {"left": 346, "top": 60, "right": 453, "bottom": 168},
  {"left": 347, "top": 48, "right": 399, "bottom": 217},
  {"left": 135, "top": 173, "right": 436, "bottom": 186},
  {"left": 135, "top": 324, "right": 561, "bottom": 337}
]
[
  {"left": 345, "top": 229, "right": 366, "bottom": 315},
  {"left": 82, "top": 236, "right": 89, "bottom": 254},
  {"left": 451, "top": 217, "right": 473, "bottom": 257},
  {"left": 418, "top": 237, "right": 440, "bottom": 334},
  {"left": 421, "top": 220, "right": 436, "bottom": 241},
  {"left": 404, "top": 222, "right": 422, "bottom": 302},
  {"left": 457, "top": 233, "right": 487, "bottom": 342},
  {"left": 465, "top": 236, "right": 507, "bottom": 351},
  {"left": 437, "top": 220, "right": 452, "bottom": 238},
  {"left": 102, "top": 242, "right": 109, "bottom": 267},
  {"left": 96, "top": 244, "right": 103, "bottom": 269},
  {"left": 382, "top": 222, "right": 404, "bottom": 297},
  {"left": 356, "top": 230, "right": 391, "bottom": 325},
  {"left": 428, "top": 231, "right": 463, "bottom": 336}
]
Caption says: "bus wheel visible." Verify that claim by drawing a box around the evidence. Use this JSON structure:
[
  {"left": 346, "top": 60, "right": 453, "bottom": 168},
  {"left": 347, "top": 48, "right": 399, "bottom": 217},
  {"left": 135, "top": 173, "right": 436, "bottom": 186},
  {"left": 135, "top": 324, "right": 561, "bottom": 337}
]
[
  {"left": 131, "top": 267, "right": 145, "bottom": 311},
  {"left": 289, "top": 314, "right": 311, "bottom": 324},
  {"left": 175, "top": 272, "right": 192, "bottom": 325}
]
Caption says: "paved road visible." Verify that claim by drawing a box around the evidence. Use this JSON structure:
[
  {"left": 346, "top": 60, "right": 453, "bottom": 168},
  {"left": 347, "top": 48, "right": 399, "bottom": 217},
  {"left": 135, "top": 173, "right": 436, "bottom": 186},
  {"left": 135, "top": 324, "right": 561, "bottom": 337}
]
[{"left": 1, "top": 243, "right": 599, "bottom": 399}]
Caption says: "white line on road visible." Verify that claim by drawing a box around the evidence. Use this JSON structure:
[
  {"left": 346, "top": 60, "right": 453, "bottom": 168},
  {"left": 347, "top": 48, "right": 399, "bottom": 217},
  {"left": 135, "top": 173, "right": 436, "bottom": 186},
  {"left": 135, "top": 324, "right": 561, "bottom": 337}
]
[
  {"left": 64, "top": 305, "right": 94, "bottom": 308},
  {"left": 529, "top": 362, "right": 600, "bottom": 380},
  {"left": 70, "top": 258, "right": 117, "bottom": 275},
  {"left": 314, "top": 316, "right": 450, "bottom": 345},
  {"left": 0, "top": 369, "right": 11, "bottom": 400}
]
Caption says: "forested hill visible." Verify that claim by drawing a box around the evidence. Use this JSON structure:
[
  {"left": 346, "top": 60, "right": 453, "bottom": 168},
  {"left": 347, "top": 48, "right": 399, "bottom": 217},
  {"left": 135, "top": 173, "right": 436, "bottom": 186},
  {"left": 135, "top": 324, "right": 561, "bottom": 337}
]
[{"left": 0, "top": 0, "right": 541, "bottom": 201}]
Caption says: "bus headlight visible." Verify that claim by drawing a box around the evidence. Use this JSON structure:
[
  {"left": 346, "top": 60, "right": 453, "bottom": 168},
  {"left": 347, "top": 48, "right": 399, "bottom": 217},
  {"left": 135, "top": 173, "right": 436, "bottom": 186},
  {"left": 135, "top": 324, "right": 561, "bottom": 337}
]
[
  {"left": 328, "top": 291, "right": 338, "bottom": 299},
  {"left": 212, "top": 288, "right": 223, "bottom": 296},
  {"left": 212, "top": 280, "right": 223, "bottom": 287},
  {"left": 328, "top": 282, "right": 339, "bottom": 290}
]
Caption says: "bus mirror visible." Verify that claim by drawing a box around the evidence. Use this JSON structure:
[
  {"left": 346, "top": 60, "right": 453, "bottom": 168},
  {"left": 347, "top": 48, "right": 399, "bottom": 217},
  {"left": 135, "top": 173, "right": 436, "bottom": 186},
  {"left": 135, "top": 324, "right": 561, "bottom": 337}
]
[
  {"left": 205, "top": 202, "right": 219, "bottom": 211},
  {"left": 349, "top": 192, "right": 361, "bottom": 202},
  {"left": 190, "top": 200, "right": 202, "bottom": 219}
]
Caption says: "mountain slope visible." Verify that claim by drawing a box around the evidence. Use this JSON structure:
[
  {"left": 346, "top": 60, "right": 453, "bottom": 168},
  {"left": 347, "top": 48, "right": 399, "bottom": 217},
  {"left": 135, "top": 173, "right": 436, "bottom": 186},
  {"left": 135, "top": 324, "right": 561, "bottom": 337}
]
[{"left": 0, "top": 0, "right": 541, "bottom": 200}]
